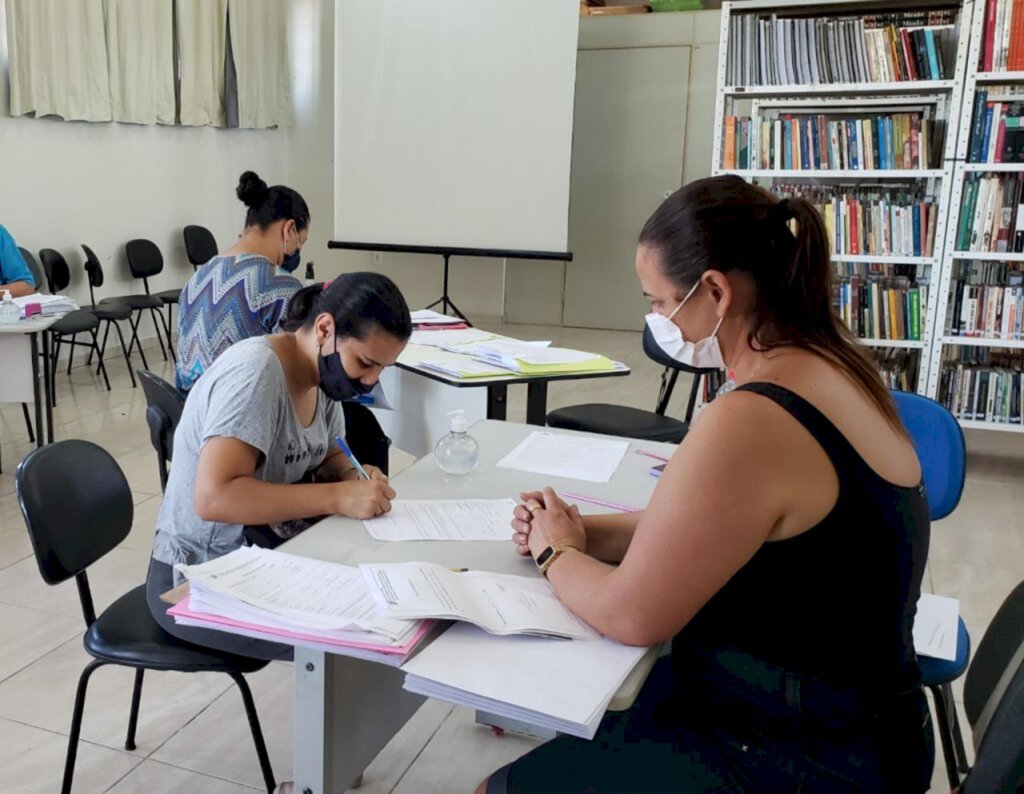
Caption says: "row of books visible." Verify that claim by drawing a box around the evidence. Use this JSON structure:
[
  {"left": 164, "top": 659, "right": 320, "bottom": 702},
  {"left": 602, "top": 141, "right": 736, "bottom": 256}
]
[
  {"left": 875, "top": 348, "right": 919, "bottom": 391},
  {"left": 774, "top": 183, "right": 938, "bottom": 257},
  {"left": 725, "top": 11, "right": 957, "bottom": 87},
  {"left": 835, "top": 276, "right": 928, "bottom": 341},
  {"left": 939, "top": 349, "right": 1024, "bottom": 423},
  {"left": 948, "top": 280, "right": 1024, "bottom": 339},
  {"left": 980, "top": 0, "right": 1024, "bottom": 72},
  {"left": 726, "top": 112, "right": 933, "bottom": 171},
  {"left": 955, "top": 173, "right": 1024, "bottom": 252},
  {"left": 967, "top": 93, "right": 1024, "bottom": 163}
]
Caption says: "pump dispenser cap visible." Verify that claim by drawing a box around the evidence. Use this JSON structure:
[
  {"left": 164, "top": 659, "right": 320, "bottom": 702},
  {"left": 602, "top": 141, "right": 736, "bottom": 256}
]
[{"left": 447, "top": 409, "right": 468, "bottom": 433}]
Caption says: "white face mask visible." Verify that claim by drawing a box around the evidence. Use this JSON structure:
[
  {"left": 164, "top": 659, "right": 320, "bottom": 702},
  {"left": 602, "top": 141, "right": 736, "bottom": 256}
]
[{"left": 644, "top": 280, "right": 726, "bottom": 371}]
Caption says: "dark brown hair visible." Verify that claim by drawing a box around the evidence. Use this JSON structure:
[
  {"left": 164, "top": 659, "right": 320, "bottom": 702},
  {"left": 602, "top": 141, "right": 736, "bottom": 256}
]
[
  {"left": 639, "top": 175, "right": 902, "bottom": 429},
  {"left": 279, "top": 272, "right": 412, "bottom": 341},
  {"left": 237, "top": 171, "right": 310, "bottom": 232}
]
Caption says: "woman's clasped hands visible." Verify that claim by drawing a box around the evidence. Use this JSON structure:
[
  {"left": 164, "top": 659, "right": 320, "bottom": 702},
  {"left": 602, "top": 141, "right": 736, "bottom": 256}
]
[{"left": 511, "top": 487, "right": 587, "bottom": 559}]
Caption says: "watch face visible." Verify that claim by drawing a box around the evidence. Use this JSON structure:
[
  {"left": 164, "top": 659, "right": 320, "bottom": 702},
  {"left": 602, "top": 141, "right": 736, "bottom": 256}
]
[{"left": 536, "top": 546, "right": 555, "bottom": 567}]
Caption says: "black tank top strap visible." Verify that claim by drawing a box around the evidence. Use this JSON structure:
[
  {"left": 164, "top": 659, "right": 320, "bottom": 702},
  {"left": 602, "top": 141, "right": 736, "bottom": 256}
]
[{"left": 733, "top": 382, "right": 863, "bottom": 481}]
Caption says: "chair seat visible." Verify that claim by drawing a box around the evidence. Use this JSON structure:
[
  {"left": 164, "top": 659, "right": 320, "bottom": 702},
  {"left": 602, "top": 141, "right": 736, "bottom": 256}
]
[
  {"left": 155, "top": 289, "right": 180, "bottom": 305},
  {"left": 120, "top": 294, "right": 165, "bottom": 311},
  {"left": 51, "top": 310, "right": 100, "bottom": 335},
  {"left": 920, "top": 617, "right": 971, "bottom": 685},
  {"left": 547, "top": 404, "right": 688, "bottom": 444},
  {"left": 91, "top": 304, "right": 133, "bottom": 321},
  {"left": 84, "top": 585, "right": 267, "bottom": 674}
]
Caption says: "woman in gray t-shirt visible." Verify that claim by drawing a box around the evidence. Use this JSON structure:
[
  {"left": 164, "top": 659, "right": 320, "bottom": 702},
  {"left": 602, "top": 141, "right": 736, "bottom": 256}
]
[{"left": 147, "top": 273, "right": 412, "bottom": 660}]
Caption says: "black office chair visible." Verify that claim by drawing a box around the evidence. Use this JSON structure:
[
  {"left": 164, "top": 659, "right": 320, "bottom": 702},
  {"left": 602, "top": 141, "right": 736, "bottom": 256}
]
[
  {"left": 138, "top": 370, "right": 185, "bottom": 493},
  {"left": 15, "top": 440, "right": 276, "bottom": 794},
  {"left": 546, "top": 326, "right": 715, "bottom": 443},
  {"left": 38, "top": 249, "right": 110, "bottom": 403},
  {"left": 80, "top": 245, "right": 137, "bottom": 389},
  {"left": 124, "top": 239, "right": 177, "bottom": 362},
  {"left": 183, "top": 225, "right": 219, "bottom": 270},
  {"left": 957, "top": 580, "right": 1024, "bottom": 792}
]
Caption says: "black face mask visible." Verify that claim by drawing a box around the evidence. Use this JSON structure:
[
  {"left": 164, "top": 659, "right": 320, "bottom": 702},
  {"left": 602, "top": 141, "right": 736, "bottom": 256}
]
[
  {"left": 281, "top": 247, "right": 302, "bottom": 273},
  {"left": 318, "top": 341, "right": 374, "bottom": 402}
]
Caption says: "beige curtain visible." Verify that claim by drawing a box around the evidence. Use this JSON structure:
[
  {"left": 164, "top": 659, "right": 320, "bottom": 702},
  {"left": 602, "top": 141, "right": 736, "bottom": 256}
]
[
  {"left": 177, "top": 0, "right": 229, "bottom": 126},
  {"left": 5, "top": 0, "right": 111, "bottom": 121},
  {"left": 227, "top": 0, "right": 291, "bottom": 129},
  {"left": 103, "top": 0, "right": 174, "bottom": 124}
]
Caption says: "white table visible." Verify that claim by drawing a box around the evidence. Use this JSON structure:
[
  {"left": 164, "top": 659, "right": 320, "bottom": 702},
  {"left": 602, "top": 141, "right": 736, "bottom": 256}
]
[
  {"left": 0, "top": 315, "right": 59, "bottom": 467},
  {"left": 279, "top": 419, "right": 673, "bottom": 793},
  {"left": 374, "top": 343, "right": 631, "bottom": 458}
]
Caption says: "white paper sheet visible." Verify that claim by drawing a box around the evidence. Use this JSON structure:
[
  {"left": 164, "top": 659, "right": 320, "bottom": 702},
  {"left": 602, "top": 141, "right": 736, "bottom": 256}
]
[
  {"left": 364, "top": 498, "right": 517, "bottom": 542},
  {"left": 401, "top": 623, "right": 648, "bottom": 739},
  {"left": 417, "top": 359, "right": 510, "bottom": 379},
  {"left": 176, "top": 546, "right": 411, "bottom": 638},
  {"left": 410, "top": 309, "right": 464, "bottom": 325},
  {"left": 496, "top": 431, "right": 629, "bottom": 483},
  {"left": 914, "top": 592, "right": 960, "bottom": 662},
  {"left": 409, "top": 328, "right": 501, "bottom": 348},
  {"left": 361, "top": 562, "right": 595, "bottom": 639}
]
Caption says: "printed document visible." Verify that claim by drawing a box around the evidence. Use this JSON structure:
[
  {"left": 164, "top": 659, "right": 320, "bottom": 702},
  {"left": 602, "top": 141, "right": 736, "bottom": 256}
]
[
  {"left": 496, "top": 430, "right": 629, "bottom": 483},
  {"left": 364, "top": 498, "right": 517, "bottom": 541},
  {"left": 361, "top": 561, "right": 595, "bottom": 639},
  {"left": 914, "top": 592, "right": 960, "bottom": 662}
]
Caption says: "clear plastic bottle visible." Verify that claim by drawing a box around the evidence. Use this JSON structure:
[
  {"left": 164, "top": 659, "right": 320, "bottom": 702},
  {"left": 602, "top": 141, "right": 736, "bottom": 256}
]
[
  {"left": 434, "top": 409, "right": 479, "bottom": 475},
  {"left": 0, "top": 290, "right": 19, "bottom": 325}
]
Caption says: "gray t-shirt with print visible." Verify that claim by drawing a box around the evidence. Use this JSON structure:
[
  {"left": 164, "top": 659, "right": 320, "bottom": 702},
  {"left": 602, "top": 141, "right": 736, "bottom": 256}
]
[{"left": 151, "top": 336, "right": 346, "bottom": 575}]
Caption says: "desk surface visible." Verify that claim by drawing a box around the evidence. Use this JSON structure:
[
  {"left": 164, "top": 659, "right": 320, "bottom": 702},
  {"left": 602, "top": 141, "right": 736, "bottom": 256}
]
[
  {"left": 283, "top": 419, "right": 671, "bottom": 571},
  {"left": 0, "top": 314, "right": 62, "bottom": 334},
  {"left": 395, "top": 342, "right": 631, "bottom": 389}
]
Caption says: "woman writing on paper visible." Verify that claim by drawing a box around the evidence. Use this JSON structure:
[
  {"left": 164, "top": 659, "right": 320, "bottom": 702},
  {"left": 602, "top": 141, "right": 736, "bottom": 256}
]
[
  {"left": 481, "top": 175, "right": 932, "bottom": 792},
  {"left": 146, "top": 273, "right": 411, "bottom": 661}
]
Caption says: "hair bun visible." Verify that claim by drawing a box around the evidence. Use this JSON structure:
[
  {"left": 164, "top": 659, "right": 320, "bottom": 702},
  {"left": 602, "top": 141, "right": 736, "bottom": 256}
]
[{"left": 237, "top": 171, "right": 270, "bottom": 209}]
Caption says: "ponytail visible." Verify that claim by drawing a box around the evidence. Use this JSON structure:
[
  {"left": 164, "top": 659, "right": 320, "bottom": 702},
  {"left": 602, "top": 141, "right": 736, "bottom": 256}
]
[
  {"left": 639, "top": 175, "right": 904, "bottom": 431},
  {"left": 281, "top": 273, "right": 412, "bottom": 341}
]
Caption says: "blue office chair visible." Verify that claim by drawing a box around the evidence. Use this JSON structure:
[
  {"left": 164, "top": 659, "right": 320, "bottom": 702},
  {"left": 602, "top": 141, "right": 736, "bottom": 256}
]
[{"left": 892, "top": 390, "right": 971, "bottom": 789}]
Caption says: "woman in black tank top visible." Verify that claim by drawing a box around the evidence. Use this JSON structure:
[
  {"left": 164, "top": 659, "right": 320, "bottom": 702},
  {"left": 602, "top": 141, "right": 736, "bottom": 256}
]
[{"left": 480, "top": 176, "right": 934, "bottom": 793}]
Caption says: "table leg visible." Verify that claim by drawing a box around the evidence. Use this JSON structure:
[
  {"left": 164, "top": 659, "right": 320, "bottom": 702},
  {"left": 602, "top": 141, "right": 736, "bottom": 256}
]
[
  {"left": 486, "top": 384, "right": 508, "bottom": 420},
  {"left": 30, "top": 333, "right": 43, "bottom": 450},
  {"left": 525, "top": 381, "right": 548, "bottom": 426},
  {"left": 294, "top": 649, "right": 425, "bottom": 794},
  {"left": 42, "top": 332, "right": 54, "bottom": 443}
]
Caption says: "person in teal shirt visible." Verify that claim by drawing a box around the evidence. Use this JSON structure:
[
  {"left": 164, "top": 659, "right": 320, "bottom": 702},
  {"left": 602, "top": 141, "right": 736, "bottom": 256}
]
[{"left": 0, "top": 225, "right": 35, "bottom": 297}]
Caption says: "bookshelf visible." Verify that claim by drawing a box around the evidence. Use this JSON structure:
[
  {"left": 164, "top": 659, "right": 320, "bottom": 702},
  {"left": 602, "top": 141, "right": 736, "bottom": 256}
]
[
  {"left": 712, "top": 0, "right": 973, "bottom": 395},
  {"left": 928, "top": 0, "right": 1024, "bottom": 430}
]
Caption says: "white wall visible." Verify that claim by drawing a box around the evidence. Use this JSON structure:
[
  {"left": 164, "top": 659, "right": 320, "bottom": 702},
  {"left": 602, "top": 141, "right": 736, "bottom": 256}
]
[{"left": 0, "top": 6, "right": 289, "bottom": 327}]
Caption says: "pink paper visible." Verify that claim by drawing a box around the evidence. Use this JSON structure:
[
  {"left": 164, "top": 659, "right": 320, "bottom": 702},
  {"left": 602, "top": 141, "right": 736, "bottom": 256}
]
[{"left": 168, "top": 597, "right": 430, "bottom": 656}]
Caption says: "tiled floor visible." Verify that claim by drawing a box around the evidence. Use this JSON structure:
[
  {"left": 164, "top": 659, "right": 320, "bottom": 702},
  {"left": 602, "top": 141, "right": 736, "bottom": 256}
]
[{"left": 0, "top": 320, "right": 1020, "bottom": 792}]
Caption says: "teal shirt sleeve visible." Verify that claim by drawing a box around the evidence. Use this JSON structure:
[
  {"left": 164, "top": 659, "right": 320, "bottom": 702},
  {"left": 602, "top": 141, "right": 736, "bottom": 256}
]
[{"left": 0, "top": 226, "right": 34, "bottom": 288}]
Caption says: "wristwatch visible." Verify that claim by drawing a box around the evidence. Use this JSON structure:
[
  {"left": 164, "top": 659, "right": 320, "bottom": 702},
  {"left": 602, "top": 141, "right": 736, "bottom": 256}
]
[{"left": 535, "top": 543, "right": 579, "bottom": 577}]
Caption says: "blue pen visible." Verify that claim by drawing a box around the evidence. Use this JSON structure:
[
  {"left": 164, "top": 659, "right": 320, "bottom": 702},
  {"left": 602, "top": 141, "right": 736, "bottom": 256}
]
[{"left": 335, "top": 436, "right": 370, "bottom": 480}]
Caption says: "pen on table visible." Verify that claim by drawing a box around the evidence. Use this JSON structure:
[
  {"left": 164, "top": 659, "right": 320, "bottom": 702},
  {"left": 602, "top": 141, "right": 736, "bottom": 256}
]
[
  {"left": 450, "top": 568, "right": 469, "bottom": 573},
  {"left": 633, "top": 448, "right": 670, "bottom": 463},
  {"left": 335, "top": 436, "right": 370, "bottom": 480},
  {"left": 562, "top": 492, "right": 642, "bottom": 513}
]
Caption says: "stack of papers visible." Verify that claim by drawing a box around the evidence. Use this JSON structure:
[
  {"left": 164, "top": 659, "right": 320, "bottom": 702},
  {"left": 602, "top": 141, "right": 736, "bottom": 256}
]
[
  {"left": 410, "top": 309, "right": 466, "bottom": 328},
  {"left": 13, "top": 294, "right": 78, "bottom": 318},
  {"left": 454, "top": 338, "right": 615, "bottom": 375},
  {"left": 409, "top": 328, "right": 499, "bottom": 348},
  {"left": 497, "top": 431, "right": 630, "bottom": 483},
  {"left": 172, "top": 547, "right": 427, "bottom": 664},
  {"left": 402, "top": 623, "right": 648, "bottom": 739},
  {"left": 361, "top": 562, "right": 595, "bottom": 639},
  {"left": 417, "top": 358, "right": 511, "bottom": 379},
  {"left": 364, "top": 498, "right": 517, "bottom": 541}
]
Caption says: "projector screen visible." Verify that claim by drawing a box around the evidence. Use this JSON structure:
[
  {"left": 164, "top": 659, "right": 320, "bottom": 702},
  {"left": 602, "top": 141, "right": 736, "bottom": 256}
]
[{"left": 334, "top": 1, "right": 579, "bottom": 253}]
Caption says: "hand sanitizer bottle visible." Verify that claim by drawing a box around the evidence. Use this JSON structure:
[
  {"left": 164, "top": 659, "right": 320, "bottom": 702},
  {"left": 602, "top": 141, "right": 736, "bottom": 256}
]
[
  {"left": 304, "top": 261, "right": 316, "bottom": 287},
  {"left": 434, "top": 409, "right": 479, "bottom": 475},
  {"left": 0, "top": 290, "right": 19, "bottom": 325}
]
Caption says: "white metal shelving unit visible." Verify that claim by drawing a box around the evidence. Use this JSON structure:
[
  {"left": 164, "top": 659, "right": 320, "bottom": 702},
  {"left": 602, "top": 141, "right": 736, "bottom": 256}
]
[
  {"left": 712, "top": 0, "right": 973, "bottom": 395},
  {"left": 927, "top": 0, "right": 1024, "bottom": 430}
]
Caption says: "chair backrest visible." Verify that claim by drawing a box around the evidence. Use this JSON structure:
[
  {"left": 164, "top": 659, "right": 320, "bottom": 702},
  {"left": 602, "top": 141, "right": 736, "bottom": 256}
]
[
  {"left": 183, "top": 225, "right": 218, "bottom": 269},
  {"left": 38, "top": 248, "right": 71, "bottom": 294},
  {"left": 642, "top": 325, "right": 716, "bottom": 420},
  {"left": 891, "top": 390, "right": 966, "bottom": 521},
  {"left": 138, "top": 369, "right": 186, "bottom": 492},
  {"left": 961, "top": 580, "right": 1024, "bottom": 793},
  {"left": 17, "top": 246, "right": 46, "bottom": 293},
  {"left": 125, "top": 238, "right": 164, "bottom": 284},
  {"left": 16, "top": 440, "right": 133, "bottom": 624},
  {"left": 81, "top": 244, "right": 104, "bottom": 288}
]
